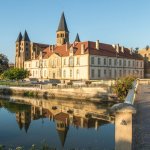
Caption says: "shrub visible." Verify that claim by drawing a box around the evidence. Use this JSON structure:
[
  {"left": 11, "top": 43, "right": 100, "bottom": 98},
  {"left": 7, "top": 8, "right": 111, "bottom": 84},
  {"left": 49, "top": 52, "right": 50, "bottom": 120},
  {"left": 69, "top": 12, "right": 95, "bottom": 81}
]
[{"left": 113, "top": 76, "right": 136, "bottom": 101}]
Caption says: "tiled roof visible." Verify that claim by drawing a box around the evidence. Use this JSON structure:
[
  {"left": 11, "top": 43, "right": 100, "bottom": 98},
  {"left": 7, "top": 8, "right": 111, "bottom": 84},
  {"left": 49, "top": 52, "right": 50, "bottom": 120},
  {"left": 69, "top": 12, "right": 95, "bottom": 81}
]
[
  {"left": 33, "top": 41, "right": 143, "bottom": 60},
  {"left": 54, "top": 112, "right": 69, "bottom": 123}
]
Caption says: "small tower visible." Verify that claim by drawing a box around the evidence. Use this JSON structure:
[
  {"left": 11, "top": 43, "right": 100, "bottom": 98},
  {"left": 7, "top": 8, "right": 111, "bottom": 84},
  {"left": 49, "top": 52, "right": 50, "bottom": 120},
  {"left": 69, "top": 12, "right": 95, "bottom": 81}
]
[
  {"left": 15, "top": 32, "right": 22, "bottom": 68},
  {"left": 56, "top": 12, "right": 69, "bottom": 46},
  {"left": 74, "top": 33, "right": 80, "bottom": 43},
  {"left": 19, "top": 30, "right": 31, "bottom": 68}
]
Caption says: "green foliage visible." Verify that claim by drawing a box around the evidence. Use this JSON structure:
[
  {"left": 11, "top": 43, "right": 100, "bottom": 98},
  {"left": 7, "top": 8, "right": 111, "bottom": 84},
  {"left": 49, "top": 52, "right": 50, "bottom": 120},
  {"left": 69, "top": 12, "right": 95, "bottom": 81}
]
[
  {"left": 1, "top": 68, "right": 29, "bottom": 80},
  {"left": 0, "top": 53, "right": 9, "bottom": 74},
  {"left": 113, "top": 76, "right": 136, "bottom": 101}
]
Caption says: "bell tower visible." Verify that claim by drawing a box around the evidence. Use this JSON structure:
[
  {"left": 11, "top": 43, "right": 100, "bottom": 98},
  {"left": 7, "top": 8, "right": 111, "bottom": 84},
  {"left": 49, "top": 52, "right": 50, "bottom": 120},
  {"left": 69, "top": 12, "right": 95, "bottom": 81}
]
[
  {"left": 15, "top": 32, "right": 22, "bottom": 68},
  {"left": 56, "top": 12, "right": 69, "bottom": 46},
  {"left": 20, "top": 30, "right": 31, "bottom": 68}
]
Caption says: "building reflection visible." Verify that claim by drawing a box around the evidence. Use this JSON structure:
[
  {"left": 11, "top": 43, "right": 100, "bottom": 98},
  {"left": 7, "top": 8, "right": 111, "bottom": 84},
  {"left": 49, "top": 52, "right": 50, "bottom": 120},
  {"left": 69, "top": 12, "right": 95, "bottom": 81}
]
[{"left": 0, "top": 98, "right": 114, "bottom": 147}]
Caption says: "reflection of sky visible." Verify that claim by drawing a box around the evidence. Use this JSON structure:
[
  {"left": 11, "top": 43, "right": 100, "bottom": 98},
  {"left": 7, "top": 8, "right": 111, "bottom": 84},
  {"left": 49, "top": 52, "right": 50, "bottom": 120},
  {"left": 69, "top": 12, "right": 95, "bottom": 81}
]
[{"left": 0, "top": 107, "right": 115, "bottom": 150}]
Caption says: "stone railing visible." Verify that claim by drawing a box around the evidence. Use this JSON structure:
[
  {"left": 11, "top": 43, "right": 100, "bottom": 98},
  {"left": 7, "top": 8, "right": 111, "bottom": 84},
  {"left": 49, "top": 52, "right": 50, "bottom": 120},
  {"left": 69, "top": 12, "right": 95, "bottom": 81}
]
[{"left": 110, "top": 80, "right": 138, "bottom": 150}]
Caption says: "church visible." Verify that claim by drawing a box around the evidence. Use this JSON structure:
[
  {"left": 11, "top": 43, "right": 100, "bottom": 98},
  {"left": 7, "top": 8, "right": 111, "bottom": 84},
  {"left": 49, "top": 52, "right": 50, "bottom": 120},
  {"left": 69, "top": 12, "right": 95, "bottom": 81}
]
[{"left": 15, "top": 12, "right": 144, "bottom": 82}]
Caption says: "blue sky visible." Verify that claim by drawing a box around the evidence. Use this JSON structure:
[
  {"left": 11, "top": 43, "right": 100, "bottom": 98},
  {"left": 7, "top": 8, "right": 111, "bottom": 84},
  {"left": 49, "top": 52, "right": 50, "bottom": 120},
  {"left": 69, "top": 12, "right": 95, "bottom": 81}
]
[{"left": 0, "top": 0, "right": 150, "bottom": 62}]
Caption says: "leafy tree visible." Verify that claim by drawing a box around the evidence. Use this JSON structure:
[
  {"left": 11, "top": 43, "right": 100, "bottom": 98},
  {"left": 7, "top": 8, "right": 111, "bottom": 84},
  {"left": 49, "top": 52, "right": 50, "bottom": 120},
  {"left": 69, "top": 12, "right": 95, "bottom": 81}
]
[
  {"left": 0, "top": 53, "right": 9, "bottom": 74},
  {"left": 2, "top": 68, "right": 29, "bottom": 80},
  {"left": 113, "top": 76, "right": 136, "bottom": 101}
]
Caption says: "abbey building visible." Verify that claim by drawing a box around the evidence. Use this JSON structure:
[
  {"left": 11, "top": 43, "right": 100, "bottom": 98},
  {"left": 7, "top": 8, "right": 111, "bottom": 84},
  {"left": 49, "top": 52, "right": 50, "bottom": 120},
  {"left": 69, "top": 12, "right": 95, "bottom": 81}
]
[{"left": 15, "top": 12, "right": 144, "bottom": 81}]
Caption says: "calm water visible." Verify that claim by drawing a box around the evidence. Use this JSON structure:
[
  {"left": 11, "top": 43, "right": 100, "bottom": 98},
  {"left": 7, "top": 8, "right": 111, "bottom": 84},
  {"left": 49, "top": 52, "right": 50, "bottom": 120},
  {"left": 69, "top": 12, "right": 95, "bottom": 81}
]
[{"left": 0, "top": 97, "right": 115, "bottom": 150}]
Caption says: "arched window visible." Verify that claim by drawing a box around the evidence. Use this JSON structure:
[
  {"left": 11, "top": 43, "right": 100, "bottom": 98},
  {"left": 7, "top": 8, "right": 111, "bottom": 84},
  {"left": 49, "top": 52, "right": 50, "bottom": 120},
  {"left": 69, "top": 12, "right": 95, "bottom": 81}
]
[
  {"left": 63, "top": 70, "right": 66, "bottom": 78},
  {"left": 69, "top": 57, "right": 74, "bottom": 66}
]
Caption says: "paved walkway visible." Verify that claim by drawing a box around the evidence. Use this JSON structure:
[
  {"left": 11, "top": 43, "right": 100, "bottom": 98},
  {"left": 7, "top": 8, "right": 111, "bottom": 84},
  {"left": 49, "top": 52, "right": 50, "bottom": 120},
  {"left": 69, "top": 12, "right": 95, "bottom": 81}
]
[{"left": 132, "top": 84, "right": 150, "bottom": 150}]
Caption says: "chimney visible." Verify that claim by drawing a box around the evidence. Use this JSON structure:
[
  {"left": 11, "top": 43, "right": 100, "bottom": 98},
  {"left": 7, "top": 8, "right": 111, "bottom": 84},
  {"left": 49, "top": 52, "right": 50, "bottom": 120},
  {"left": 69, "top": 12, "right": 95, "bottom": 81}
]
[
  {"left": 130, "top": 48, "right": 133, "bottom": 55},
  {"left": 81, "top": 44, "right": 85, "bottom": 54},
  {"left": 52, "top": 45, "right": 54, "bottom": 52},
  {"left": 96, "top": 40, "right": 100, "bottom": 49},
  {"left": 40, "top": 51, "right": 42, "bottom": 58},
  {"left": 116, "top": 44, "right": 119, "bottom": 53},
  {"left": 121, "top": 46, "right": 124, "bottom": 53}
]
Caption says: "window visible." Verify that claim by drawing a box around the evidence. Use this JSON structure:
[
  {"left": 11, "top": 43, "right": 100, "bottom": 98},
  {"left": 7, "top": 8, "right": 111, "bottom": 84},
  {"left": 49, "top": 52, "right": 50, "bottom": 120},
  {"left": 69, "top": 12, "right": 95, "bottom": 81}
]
[
  {"left": 141, "top": 62, "right": 143, "bottom": 68},
  {"left": 49, "top": 71, "right": 51, "bottom": 77},
  {"left": 119, "top": 60, "right": 122, "bottom": 66},
  {"left": 91, "top": 69, "right": 95, "bottom": 78},
  {"left": 70, "top": 70, "right": 72, "bottom": 78},
  {"left": 124, "top": 70, "right": 126, "bottom": 76},
  {"left": 77, "top": 57, "right": 80, "bottom": 65},
  {"left": 63, "top": 70, "right": 66, "bottom": 78},
  {"left": 114, "top": 59, "right": 117, "bottom": 66},
  {"left": 26, "top": 48, "right": 28, "bottom": 51},
  {"left": 104, "top": 70, "right": 107, "bottom": 75},
  {"left": 98, "top": 69, "right": 101, "bottom": 77},
  {"left": 119, "top": 70, "right": 122, "bottom": 76},
  {"left": 64, "top": 59, "right": 66, "bottom": 65},
  {"left": 76, "top": 69, "right": 79, "bottom": 78},
  {"left": 33, "top": 71, "right": 34, "bottom": 77},
  {"left": 98, "top": 58, "right": 101, "bottom": 65},
  {"left": 128, "top": 61, "right": 130, "bottom": 67},
  {"left": 141, "top": 71, "right": 143, "bottom": 76},
  {"left": 91, "top": 57, "right": 94, "bottom": 65},
  {"left": 69, "top": 57, "right": 74, "bottom": 66},
  {"left": 124, "top": 60, "right": 126, "bottom": 66},
  {"left": 133, "top": 61, "right": 134, "bottom": 67},
  {"left": 104, "top": 58, "right": 107, "bottom": 65},
  {"left": 137, "top": 62, "right": 139, "bottom": 67},
  {"left": 109, "top": 59, "right": 112, "bottom": 66}
]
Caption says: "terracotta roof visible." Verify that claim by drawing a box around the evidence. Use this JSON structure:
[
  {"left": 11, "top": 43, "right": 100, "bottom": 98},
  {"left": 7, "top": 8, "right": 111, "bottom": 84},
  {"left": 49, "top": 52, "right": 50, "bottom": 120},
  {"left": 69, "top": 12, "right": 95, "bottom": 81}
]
[
  {"left": 54, "top": 112, "right": 69, "bottom": 123},
  {"left": 33, "top": 41, "right": 143, "bottom": 60}
]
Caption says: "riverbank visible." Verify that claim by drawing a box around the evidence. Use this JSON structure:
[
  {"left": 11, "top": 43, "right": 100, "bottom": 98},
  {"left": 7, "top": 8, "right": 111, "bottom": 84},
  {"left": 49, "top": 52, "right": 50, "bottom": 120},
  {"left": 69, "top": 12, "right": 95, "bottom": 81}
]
[{"left": 0, "top": 85, "right": 115, "bottom": 102}]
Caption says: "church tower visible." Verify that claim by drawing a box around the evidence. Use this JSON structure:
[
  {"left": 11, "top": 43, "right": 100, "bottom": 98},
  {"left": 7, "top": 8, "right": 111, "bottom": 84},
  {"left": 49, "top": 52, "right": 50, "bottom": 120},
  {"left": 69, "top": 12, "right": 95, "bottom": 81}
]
[
  {"left": 20, "top": 30, "right": 31, "bottom": 68},
  {"left": 56, "top": 12, "right": 69, "bottom": 46},
  {"left": 15, "top": 32, "right": 22, "bottom": 68}
]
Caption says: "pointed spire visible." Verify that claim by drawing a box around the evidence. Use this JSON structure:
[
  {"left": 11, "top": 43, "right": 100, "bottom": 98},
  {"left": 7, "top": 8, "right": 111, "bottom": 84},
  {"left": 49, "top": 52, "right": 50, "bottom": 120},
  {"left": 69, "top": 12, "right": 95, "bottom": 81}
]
[
  {"left": 75, "top": 33, "right": 80, "bottom": 42},
  {"left": 57, "top": 127, "right": 68, "bottom": 147},
  {"left": 22, "top": 30, "right": 30, "bottom": 42},
  {"left": 57, "top": 12, "right": 69, "bottom": 32},
  {"left": 16, "top": 32, "right": 22, "bottom": 42}
]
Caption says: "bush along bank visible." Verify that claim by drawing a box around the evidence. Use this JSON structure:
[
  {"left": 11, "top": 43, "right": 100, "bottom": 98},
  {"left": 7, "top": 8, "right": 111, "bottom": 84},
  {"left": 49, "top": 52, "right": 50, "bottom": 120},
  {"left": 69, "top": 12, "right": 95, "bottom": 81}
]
[{"left": 112, "top": 76, "right": 136, "bottom": 101}]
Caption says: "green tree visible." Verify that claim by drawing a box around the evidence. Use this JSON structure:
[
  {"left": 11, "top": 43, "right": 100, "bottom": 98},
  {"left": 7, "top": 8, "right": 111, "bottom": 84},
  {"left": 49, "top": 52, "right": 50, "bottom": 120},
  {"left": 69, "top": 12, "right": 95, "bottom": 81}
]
[
  {"left": 2, "top": 68, "right": 29, "bottom": 80},
  {"left": 0, "top": 53, "right": 9, "bottom": 74}
]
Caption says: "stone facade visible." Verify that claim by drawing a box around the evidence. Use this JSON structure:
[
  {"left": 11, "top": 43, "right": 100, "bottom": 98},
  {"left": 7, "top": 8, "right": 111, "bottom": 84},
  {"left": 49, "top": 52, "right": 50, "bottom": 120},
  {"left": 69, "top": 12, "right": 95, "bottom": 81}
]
[
  {"left": 138, "top": 48, "right": 150, "bottom": 78},
  {"left": 15, "top": 13, "right": 144, "bottom": 81}
]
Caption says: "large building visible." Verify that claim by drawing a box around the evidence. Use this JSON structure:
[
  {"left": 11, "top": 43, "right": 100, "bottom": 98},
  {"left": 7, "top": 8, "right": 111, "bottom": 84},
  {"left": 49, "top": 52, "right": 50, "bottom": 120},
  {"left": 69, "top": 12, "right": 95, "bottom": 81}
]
[
  {"left": 15, "top": 12, "right": 144, "bottom": 81},
  {"left": 138, "top": 48, "right": 150, "bottom": 78}
]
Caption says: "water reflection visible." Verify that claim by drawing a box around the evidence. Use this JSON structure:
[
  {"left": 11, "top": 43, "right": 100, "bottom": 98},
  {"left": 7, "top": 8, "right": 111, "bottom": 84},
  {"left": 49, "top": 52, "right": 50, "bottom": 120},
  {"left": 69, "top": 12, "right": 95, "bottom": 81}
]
[{"left": 0, "top": 96, "right": 115, "bottom": 149}]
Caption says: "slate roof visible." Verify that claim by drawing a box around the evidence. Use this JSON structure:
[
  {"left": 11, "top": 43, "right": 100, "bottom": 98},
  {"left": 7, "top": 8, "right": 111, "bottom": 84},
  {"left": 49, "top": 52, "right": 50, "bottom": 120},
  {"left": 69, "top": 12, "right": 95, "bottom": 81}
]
[
  {"left": 16, "top": 32, "right": 22, "bottom": 42},
  {"left": 57, "top": 12, "right": 69, "bottom": 32},
  {"left": 22, "top": 30, "right": 30, "bottom": 41},
  {"left": 75, "top": 33, "right": 80, "bottom": 42}
]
